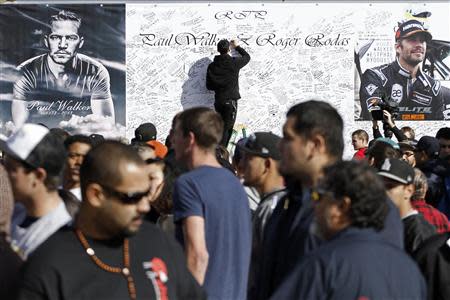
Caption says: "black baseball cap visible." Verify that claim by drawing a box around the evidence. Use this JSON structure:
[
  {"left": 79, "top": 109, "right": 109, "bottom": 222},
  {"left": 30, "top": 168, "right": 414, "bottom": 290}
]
[
  {"left": 395, "top": 19, "right": 432, "bottom": 42},
  {"left": 378, "top": 158, "right": 414, "bottom": 185},
  {"left": 416, "top": 136, "right": 440, "bottom": 158},
  {"left": 237, "top": 132, "right": 282, "bottom": 160},
  {"left": 132, "top": 123, "right": 157, "bottom": 143}
]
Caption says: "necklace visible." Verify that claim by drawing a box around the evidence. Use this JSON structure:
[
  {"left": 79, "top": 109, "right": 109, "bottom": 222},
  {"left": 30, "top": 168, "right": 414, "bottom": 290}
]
[{"left": 74, "top": 229, "right": 137, "bottom": 300}]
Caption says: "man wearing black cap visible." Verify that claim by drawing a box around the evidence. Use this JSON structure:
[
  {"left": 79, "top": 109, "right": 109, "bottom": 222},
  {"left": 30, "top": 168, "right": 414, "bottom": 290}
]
[
  {"left": 378, "top": 158, "right": 436, "bottom": 254},
  {"left": 237, "top": 132, "right": 286, "bottom": 298},
  {"left": 131, "top": 123, "right": 157, "bottom": 143},
  {"left": 254, "top": 101, "right": 404, "bottom": 300},
  {"left": 206, "top": 39, "right": 251, "bottom": 146},
  {"left": 359, "top": 19, "right": 450, "bottom": 120}
]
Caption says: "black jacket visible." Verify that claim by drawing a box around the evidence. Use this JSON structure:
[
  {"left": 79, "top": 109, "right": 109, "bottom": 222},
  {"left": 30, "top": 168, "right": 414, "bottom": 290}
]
[
  {"left": 419, "top": 159, "right": 450, "bottom": 207},
  {"left": 403, "top": 213, "right": 436, "bottom": 255},
  {"left": 359, "top": 59, "right": 450, "bottom": 120},
  {"left": 206, "top": 46, "right": 250, "bottom": 102},
  {"left": 414, "top": 233, "right": 450, "bottom": 300}
]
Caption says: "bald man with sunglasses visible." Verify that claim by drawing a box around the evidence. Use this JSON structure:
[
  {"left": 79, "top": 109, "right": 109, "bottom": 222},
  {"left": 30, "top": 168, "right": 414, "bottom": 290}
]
[{"left": 17, "top": 141, "right": 205, "bottom": 300}]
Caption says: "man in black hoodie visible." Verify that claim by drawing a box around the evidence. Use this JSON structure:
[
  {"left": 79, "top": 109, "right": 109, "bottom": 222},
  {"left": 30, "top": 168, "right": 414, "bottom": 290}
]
[{"left": 206, "top": 39, "right": 250, "bottom": 146}]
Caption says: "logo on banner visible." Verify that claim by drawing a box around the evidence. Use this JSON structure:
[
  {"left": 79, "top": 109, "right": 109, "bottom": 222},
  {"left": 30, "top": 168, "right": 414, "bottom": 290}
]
[
  {"left": 365, "top": 84, "right": 377, "bottom": 96},
  {"left": 411, "top": 91, "right": 432, "bottom": 106},
  {"left": 391, "top": 84, "right": 403, "bottom": 103}
]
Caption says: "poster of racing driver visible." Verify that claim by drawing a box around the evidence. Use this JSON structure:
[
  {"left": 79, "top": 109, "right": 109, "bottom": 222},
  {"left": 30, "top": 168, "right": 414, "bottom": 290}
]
[{"left": 358, "top": 17, "right": 450, "bottom": 121}]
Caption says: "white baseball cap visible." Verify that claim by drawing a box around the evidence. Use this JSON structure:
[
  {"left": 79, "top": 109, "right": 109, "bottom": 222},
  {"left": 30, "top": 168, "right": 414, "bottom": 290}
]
[{"left": 0, "top": 124, "right": 49, "bottom": 167}]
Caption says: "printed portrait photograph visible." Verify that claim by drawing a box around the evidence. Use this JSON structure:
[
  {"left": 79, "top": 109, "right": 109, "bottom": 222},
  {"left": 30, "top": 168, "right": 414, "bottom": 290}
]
[
  {"left": 0, "top": 4, "right": 125, "bottom": 137},
  {"left": 355, "top": 5, "right": 450, "bottom": 121}
]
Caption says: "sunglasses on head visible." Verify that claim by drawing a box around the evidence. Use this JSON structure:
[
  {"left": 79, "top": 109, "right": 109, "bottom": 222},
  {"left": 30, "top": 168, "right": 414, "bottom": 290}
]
[{"left": 100, "top": 184, "right": 151, "bottom": 204}]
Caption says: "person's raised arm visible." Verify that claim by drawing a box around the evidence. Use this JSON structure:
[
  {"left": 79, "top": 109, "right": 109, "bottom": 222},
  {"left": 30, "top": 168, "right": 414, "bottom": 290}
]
[{"left": 231, "top": 40, "right": 250, "bottom": 68}]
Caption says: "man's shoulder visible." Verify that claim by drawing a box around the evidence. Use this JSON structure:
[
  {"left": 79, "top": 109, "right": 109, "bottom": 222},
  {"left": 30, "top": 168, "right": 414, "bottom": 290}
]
[
  {"left": 135, "top": 220, "right": 168, "bottom": 241},
  {"left": 415, "top": 232, "right": 450, "bottom": 256},
  {"left": 362, "top": 62, "right": 393, "bottom": 85},
  {"left": 180, "top": 166, "right": 238, "bottom": 182},
  {"left": 74, "top": 53, "right": 109, "bottom": 74},
  {"left": 17, "top": 54, "right": 46, "bottom": 70},
  {"left": 24, "top": 226, "right": 75, "bottom": 269}
]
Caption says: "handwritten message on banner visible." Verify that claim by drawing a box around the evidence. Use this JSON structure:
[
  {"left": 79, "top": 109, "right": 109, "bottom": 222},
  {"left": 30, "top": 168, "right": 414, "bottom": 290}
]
[{"left": 126, "top": 3, "right": 449, "bottom": 157}]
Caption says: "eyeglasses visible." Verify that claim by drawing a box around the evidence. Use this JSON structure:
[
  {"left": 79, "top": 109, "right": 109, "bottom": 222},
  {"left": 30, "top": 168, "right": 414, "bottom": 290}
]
[{"left": 100, "top": 184, "right": 151, "bottom": 204}]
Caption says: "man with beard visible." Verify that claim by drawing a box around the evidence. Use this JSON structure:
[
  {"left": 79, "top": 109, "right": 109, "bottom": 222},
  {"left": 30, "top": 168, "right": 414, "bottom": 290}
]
[
  {"left": 12, "top": 10, "right": 115, "bottom": 127},
  {"left": 359, "top": 19, "right": 450, "bottom": 120},
  {"left": 253, "top": 101, "right": 403, "bottom": 300},
  {"left": 270, "top": 161, "right": 426, "bottom": 300},
  {"left": 16, "top": 141, "right": 205, "bottom": 300}
]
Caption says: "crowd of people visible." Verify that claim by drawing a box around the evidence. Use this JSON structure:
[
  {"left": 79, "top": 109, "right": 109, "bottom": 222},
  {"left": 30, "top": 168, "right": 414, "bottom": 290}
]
[
  {"left": 0, "top": 100, "right": 449, "bottom": 299},
  {"left": 1, "top": 11, "right": 450, "bottom": 300}
]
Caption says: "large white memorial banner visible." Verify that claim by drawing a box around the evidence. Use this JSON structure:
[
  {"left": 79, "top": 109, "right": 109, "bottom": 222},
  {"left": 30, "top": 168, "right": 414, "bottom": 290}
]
[
  {"left": 126, "top": 3, "right": 354, "bottom": 141},
  {"left": 126, "top": 3, "right": 449, "bottom": 157}
]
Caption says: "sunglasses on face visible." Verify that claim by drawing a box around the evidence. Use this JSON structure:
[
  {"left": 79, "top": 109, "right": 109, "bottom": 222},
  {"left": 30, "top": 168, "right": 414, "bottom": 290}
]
[{"left": 100, "top": 184, "right": 151, "bottom": 204}]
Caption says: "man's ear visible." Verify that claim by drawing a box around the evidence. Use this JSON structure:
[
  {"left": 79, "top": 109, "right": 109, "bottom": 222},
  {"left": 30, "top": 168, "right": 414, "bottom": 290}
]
[
  {"left": 310, "top": 133, "right": 327, "bottom": 155},
  {"left": 78, "top": 37, "right": 84, "bottom": 49},
  {"left": 188, "top": 131, "right": 196, "bottom": 148},
  {"left": 44, "top": 36, "right": 49, "bottom": 49},
  {"left": 85, "top": 183, "right": 105, "bottom": 208},
  {"left": 33, "top": 167, "right": 47, "bottom": 185},
  {"left": 264, "top": 158, "right": 271, "bottom": 170},
  {"left": 394, "top": 41, "right": 401, "bottom": 56}
]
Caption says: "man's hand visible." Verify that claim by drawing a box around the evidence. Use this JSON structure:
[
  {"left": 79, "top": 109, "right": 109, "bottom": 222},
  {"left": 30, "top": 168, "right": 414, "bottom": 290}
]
[
  {"left": 230, "top": 40, "right": 238, "bottom": 49},
  {"left": 383, "top": 110, "right": 395, "bottom": 128}
]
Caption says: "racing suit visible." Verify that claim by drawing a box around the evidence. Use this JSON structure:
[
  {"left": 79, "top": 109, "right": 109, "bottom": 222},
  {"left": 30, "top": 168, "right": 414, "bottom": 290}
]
[{"left": 359, "top": 59, "right": 450, "bottom": 120}]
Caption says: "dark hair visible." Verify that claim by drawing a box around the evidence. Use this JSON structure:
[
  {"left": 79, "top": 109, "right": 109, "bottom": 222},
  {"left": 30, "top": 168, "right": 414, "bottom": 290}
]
[
  {"left": 352, "top": 129, "right": 369, "bottom": 143},
  {"left": 287, "top": 100, "right": 344, "bottom": 159},
  {"left": 49, "top": 10, "right": 81, "bottom": 27},
  {"left": 401, "top": 126, "right": 416, "bottom": 140},
  {"left": 64, "top": 134, "right": 92, "bottom": 150},
  {"left": 27, "top": 132, "right": 67, "bottom": 191},
  {"left": 321, "top": 161, "right": 388, "bottom": 231},
  {"left": 436, "top": 127, "right": 450, "bottom": 140},
  {"left": 217, "top": 39, "right": 230, "bottom": 54},
  {"left": 150, "top": 159, "right": 183, "bottom": 215},
  {"left": 80, "top": 141, "right": 145, "bottom": 199},
  {"left": 366, "top": 141, "right": 401, "bottom": 171},
  {"left": 49, "top": 128, "right": 70, "bottom": 141},
  {"left": 177, "top": 107, "right": 223, "bottom": 150},
  {"left": 88, "top": 134, "right": 105, "bottom": 147}
]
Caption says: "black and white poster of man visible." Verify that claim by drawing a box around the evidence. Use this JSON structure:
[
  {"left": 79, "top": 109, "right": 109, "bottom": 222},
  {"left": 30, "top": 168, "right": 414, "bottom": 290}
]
[
  {"left": 0, "top": 5, "right": 125, "bottom": 138},
  {"left": 355, "top": 4, "right": 450, "bottom": 122}
]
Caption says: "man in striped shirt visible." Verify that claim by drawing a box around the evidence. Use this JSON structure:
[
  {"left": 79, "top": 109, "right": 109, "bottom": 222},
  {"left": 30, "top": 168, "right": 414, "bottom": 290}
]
[{"left": 12, "top": 10, "right": 115, "bottom": 128}]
